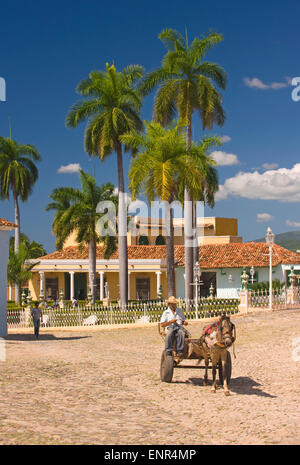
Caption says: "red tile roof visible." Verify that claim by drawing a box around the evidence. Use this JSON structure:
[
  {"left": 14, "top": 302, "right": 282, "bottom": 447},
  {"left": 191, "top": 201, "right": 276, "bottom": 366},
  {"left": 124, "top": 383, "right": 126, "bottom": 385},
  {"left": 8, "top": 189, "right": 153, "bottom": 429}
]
[
  {"left": 184, "top": 242, "right": 300, "bottom": 268},
  {"left": 38, "top": 242, "right": 300, "bottom": 268},
  {"left": 0, "top": 218, "right": 17, "bottom": 229},
  {"left": 39, "top": 245, "right": 167, "bottom": 261}
]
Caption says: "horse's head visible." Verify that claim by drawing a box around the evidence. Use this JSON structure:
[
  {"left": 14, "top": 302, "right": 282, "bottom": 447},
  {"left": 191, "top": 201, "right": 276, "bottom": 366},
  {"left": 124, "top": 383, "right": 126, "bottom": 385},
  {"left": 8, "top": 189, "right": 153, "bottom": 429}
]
[{"left": 217, "top": 314, "right": 236, "bottom": 348}]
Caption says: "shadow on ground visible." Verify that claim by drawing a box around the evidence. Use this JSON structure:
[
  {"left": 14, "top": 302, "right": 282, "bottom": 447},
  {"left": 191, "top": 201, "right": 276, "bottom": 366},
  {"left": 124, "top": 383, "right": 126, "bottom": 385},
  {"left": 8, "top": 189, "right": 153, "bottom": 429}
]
[
  {"left": 225, "top": 376, "right": 276, "bottom": 398},
  {"left": 176, "top": 376, "right": 277, "bottom": 398},
  {"left": 5, "top": 334, "right": 91, "bottom": 342}
]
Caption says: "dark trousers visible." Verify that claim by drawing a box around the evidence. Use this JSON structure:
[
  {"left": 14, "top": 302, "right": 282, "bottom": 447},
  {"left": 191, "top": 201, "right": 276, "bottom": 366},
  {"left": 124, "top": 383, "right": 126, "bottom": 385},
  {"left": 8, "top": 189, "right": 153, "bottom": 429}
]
[
  {"left": 165, "top": 327, "right": 185, "bottom": 353},
  {"left": 33, "top": 320, "right": 40, "bottom": 338}
]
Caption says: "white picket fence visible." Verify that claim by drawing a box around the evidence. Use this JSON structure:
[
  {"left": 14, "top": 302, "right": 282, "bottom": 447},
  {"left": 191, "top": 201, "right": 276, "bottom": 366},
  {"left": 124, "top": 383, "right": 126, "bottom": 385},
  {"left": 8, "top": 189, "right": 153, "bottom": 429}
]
[
  {"left": 250, "top": 287, "right": 300, "bottom": 310},
  {"left": 7, "top": 297, "right": 240, "bottom": 329}
]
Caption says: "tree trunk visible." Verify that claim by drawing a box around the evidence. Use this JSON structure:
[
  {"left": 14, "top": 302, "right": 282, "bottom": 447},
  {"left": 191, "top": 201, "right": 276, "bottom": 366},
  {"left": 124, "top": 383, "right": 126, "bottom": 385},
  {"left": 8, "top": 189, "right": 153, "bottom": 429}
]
[
  {"left": 192, "top": 200, "right": 199, "bottom": 299},
  {"left": 116, "top": 140, "right": 128, "bottom": 307},
  {"left": 13, "top": 187, "right": 20, "bottom": 304},
  {"left": 165, "top": 201, "right": 176, "bottom": 297},
  {"left": 184, "top": 115, "right": 194, "bottom": 301},
  {"left": 88, "top": 238, "right": 97, "bottom": 303},
  {"left": 193, "top": 200, "right": 199, "bottom": 262}
]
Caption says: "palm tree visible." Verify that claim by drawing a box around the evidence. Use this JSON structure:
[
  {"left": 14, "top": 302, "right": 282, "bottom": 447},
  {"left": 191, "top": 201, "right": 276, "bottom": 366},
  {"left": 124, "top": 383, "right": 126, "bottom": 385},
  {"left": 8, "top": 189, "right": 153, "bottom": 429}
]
[
  {"left": 123, "top": 122, "right": 216, "bottom": 296},
  {"left": 7, "top": 242, "right": 38, "bottom": 303},
  {"left": 9, "top": 233, "right": 47, "bottom": 259},
  {"left": 139, "top": 28, "right": 226, "bottom": 300},
  {"left": 183, "top": 139, "right": 220, "bottom": 267},
  {"left": 46, "top": 170, "right": 117, "bottom": 303},
  {"left": 66, "top": 63, "right": 144, "bottom": 306},
  {"left": 0, "top": 136, "right": 41, "bottom": 302}
]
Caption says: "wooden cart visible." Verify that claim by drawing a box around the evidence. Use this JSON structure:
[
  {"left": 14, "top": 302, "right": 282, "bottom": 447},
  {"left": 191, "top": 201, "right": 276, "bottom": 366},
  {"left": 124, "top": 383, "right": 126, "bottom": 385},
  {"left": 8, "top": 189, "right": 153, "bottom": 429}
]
[{"left": 159, "top": 323, "right": 231, "bottom": 384}]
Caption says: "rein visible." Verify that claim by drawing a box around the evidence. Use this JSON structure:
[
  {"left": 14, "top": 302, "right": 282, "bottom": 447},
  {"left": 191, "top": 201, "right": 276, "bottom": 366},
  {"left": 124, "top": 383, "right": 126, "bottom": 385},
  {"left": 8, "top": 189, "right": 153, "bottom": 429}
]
[{"left": 215, "top": 320, "right": 237, "bottom": 358}]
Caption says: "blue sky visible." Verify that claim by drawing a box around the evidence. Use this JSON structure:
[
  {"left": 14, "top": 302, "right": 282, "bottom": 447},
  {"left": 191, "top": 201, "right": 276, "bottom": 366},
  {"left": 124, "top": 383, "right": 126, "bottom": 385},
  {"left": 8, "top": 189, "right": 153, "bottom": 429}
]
[{"left": 1, "top": 0, "right": 300, "bottom": 252}]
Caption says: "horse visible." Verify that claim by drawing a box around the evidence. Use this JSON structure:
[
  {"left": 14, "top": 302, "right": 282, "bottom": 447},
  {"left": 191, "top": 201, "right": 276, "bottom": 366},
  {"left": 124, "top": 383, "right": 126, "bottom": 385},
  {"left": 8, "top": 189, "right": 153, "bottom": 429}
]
[{"left": 187, "top": 314, "right": 236, "bottom": 396}]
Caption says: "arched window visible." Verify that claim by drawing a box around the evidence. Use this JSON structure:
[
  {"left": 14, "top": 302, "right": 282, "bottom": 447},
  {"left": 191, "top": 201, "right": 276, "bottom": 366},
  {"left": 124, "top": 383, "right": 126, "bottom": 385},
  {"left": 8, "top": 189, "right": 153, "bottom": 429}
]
[
  {"left": 138, "top": 235, "right": 149, "bottom": 245},
  {"left": 155, "top": 234, "right": 165, "bottom": 245}
]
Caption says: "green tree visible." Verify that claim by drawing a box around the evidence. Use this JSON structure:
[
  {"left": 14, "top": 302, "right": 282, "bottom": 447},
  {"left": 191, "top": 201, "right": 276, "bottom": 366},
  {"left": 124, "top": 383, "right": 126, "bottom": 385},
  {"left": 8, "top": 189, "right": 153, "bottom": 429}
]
[
  {"left": 9, "top": 233, "right": 47, "bottom": 259},
  {"left": 0, "top": 136, "right": 41, "bottom": 302},
  {"left": 66, "top": 63, "right": 144, "bottom": 306},
  {"left": 7, "top": 242, "right": 38, "bottom": 303},
  {"left": 139, "top": 28, "right": 226, "bottom": 300},
  {"left": 123, "top": 122, "right": 216, "bottom": 296},
  {"left": 46, "top": 171, "right": 117, "bottom": 303}
]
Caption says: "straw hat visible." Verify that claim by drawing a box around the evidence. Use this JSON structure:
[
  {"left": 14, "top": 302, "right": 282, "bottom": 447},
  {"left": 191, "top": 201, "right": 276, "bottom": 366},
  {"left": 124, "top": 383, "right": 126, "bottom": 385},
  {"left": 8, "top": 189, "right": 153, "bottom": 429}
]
[{"left": 165, "top": 296, "right": 178, "bottom": 305}]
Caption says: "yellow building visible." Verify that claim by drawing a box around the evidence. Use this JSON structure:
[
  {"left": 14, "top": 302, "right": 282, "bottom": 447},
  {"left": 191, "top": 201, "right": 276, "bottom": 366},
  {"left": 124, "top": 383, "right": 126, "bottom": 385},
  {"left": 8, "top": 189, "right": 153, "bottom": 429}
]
[
  {"left": 128, "top": 216, "right": 242, "bottom": 246},
  {"left": 26, "top": 217, "right": 242, "bottom": 301},
  {"left": 28, "top": 245, "right": 168, "bottom": 301}
]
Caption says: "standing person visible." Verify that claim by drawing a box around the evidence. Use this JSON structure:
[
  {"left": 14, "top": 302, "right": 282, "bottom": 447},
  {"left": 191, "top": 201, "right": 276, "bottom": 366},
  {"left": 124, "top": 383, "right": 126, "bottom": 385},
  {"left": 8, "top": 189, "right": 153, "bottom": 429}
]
[
  {"left": 31, "top": 302, "right": 42, "bottom": 340},
  {"left": 160, "top": 296, "right": 189, "bottom": 358},
  {"left": 72, "top": 296, "right": 78, "bottom": 309}
]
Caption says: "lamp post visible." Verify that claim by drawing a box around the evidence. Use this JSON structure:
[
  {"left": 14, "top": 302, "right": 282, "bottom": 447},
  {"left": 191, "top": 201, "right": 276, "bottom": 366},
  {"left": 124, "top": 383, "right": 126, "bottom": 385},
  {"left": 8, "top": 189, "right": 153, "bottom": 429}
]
[
  {"left": 193, "top": 261, "right": 202, "bottom": 319},
  {"left": 265, "top": 227, "right": 275, "bottom": 310},
  {"left": 250, "top": 266, "right": 255, "bottom": 285}
]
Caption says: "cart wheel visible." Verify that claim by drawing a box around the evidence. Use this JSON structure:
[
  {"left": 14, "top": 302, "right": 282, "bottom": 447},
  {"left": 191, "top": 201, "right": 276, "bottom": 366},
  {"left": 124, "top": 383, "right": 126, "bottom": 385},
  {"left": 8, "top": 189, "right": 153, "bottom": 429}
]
[
  {"left": 160, "top": 350, "right": 174, "bottom": 383},
  {"left": 218, "top": 351, "right": 232, "bottom": 386}
]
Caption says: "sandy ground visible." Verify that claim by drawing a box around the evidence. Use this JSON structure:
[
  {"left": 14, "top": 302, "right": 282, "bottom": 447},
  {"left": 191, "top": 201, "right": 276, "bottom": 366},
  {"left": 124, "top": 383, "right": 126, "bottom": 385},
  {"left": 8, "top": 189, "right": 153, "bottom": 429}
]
[{"left": 1, "top": 309, "right": 300, "bottom": 445}]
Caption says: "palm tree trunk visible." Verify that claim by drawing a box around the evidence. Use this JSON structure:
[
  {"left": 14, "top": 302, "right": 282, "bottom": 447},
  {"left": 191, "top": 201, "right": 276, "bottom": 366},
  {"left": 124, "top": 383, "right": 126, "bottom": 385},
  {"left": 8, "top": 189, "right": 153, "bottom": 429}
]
[
  {"left": 13, "top": 187, "right": 20, "bottom": 304},
  {"left": 192, "top": 200, "right": 199, "bottom": 299},
  {"left": 88, "top": 238, "right": 97, "bottom": 303},
  {"left": 193, "top": 200, "right": 199, "bottom": 262},
  {"left": 184, "top": 115, "right": 194, "bottom": 301},
  {"left": 116, "top": 140, "right": 128, "bottom": 307},
  {"left": 165, "top": 201, "right": 175, "bottom": 296}
]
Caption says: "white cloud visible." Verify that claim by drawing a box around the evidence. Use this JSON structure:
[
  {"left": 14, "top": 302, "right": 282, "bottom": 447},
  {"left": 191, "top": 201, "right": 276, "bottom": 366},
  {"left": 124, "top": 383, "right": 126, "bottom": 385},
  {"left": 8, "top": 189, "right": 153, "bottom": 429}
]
[
  {"left": 262, "top": 163, "right": 279, "bottom": 170},
  {"left": 257, "top": 213, "right": 274, "bottom": 223},
  {"left": 215, "top": 185, "right": 230, "bottom": 201},
  {"left": 216, "top": 163, "right": 300, "bottom": 202},
  {"left": 286, "top": 220, "right": 300, "bottom": 228},
  {"left": 244, "top": 77, "right": 289, "bottom": 90},
  {"left": 58, "top": 163, "right": 81, "bottom": 174},
  {"left": 210, "top": 151, "right": 239, "bottom": 166},
  {"left": 220, "top": 135, "right": 231, "bottom": 143}
]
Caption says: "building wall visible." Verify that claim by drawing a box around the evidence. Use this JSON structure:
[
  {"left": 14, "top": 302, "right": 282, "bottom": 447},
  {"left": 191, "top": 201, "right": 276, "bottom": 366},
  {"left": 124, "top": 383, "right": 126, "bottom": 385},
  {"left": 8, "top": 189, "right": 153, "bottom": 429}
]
[
  {"left": 0, "top": 230, "right": 10, "bottom": 337},
  {"left": 215, "top": 218, "right": 238, "bottom": 236},
  {"left": 216, "top": 266, "right": 284, "bottom": 298},
  {"left": 29, "top": 269, "right": 168, "bottom": 302},
  {"left": 176, "top": 265, "right": 286, "bottom": 299},
  {"left": 7, "top": 284, "right": 16, "bottom": 301},
  {"left": 29, "top": 272, "right": 40, "bottom": 301},
  {"left": 63, "top": 217, "right": 241, "bottom": 248}
]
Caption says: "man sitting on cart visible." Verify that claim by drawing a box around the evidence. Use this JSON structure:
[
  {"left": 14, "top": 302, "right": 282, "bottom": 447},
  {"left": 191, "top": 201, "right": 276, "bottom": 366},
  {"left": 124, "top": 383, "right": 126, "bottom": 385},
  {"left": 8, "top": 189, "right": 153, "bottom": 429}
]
[{"left": 160, "top": 296, "right": 189, "bottom": 358}]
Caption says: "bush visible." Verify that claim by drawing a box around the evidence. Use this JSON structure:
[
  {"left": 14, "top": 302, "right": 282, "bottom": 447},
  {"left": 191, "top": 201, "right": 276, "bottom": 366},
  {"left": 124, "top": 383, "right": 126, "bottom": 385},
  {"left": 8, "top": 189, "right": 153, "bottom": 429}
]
[{"left": 251, "top": 279, "right": 284, "bottom": 292}]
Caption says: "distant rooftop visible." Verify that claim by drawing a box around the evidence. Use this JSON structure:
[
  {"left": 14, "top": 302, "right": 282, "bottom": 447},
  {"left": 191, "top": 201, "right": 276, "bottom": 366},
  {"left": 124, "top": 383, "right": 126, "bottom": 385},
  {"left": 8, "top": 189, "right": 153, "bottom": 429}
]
[
  {"left": 0, "top": 218, "right": 17, "bottom": 230},
  {"left": 36, "top": 242, "right": 300, "bottom": 268}
]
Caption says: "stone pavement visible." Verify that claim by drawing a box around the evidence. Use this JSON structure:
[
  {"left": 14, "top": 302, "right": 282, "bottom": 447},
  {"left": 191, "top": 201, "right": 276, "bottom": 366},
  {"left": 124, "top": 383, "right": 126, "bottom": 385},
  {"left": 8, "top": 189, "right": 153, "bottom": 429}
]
[{"left": 1, "top": 309, "right": 300, "bottom": 444}]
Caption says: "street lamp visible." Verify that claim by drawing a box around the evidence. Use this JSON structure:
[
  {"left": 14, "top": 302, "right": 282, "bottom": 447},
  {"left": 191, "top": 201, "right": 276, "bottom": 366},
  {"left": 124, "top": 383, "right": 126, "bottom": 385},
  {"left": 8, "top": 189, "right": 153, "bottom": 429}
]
[
  {"left": 193, "top": 261, "right": 202, "bottom": 319},
  {"left": 250, "top": 266, "right": 255, "bottom": 285},
  {"left": 265, "top": 227, "right": 275, "bottom": 310}
]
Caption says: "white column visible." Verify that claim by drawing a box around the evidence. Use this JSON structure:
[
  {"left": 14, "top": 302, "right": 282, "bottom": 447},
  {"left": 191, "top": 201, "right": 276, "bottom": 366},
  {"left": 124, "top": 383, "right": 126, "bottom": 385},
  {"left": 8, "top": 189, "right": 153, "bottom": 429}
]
[
  {"left": 69, "top": 272, "right": 75, "bottom": 299},
  {"left": 9, "top": 284, "right": 12, "bottom": 300},
  {"left": 39, "top": 271, "right": 45, "bottom": 295},
  {"left": 156, "top": 271, "right": 162, "bottom": 297},
  {"left": 269, "top": 245, "right": 273, "bottom": 310},
  {"left": 128, "top": 271, "right": 131, "bottom": 300},
  {"left": 99, "top": 271, "right": 104, "bottom": 300}
]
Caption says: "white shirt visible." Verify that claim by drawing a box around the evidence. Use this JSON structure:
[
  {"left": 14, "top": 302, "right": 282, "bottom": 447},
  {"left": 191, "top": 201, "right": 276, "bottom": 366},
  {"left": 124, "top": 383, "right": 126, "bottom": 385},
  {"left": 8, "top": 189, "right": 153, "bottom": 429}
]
[{"left": 160, "top": 306, "right": 185, "bottom": 330}]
